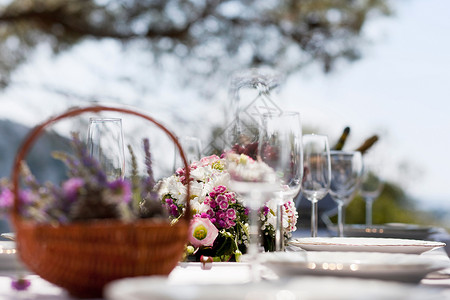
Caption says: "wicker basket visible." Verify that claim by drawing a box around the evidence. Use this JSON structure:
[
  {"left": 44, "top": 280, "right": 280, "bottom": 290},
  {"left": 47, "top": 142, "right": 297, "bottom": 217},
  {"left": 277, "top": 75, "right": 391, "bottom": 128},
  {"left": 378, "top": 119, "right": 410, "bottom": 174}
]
[{"left": 10, "top": 105, "right": 191, "bottom": 298}]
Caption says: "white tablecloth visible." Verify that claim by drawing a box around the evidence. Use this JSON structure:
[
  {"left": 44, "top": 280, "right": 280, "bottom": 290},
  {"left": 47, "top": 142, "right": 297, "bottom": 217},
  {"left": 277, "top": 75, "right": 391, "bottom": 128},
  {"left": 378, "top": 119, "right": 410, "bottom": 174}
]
[{"left": 1, "top": 247, "right": 450, "bottom": 299}]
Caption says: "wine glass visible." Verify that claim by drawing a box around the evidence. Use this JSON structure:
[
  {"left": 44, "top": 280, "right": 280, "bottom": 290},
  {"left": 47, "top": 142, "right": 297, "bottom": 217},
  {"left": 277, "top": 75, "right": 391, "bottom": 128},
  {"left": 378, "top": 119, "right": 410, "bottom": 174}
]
[
  {"left": 173, "top": 136, "right": 202, "bottom": 171},
  {"left": 360, "top": 162, "right": 384, "bottom": 226},
  {"left": 225, "top": 70, "right": 282, "bottom": 280},
  {"left": 301, "top": 134, "right": 331, "bottom": 237},
  {"left": 227, "top": 68, "right": 284, "bottom": 153},
  {"left": 329, "top": 151, "right": 363, "bottom": 237},
  {"left": 259, "top": 111, "right": 303, "bottom": 251},
  {"left": 87, "top": 118, "right": 125, "bottom": 180}
]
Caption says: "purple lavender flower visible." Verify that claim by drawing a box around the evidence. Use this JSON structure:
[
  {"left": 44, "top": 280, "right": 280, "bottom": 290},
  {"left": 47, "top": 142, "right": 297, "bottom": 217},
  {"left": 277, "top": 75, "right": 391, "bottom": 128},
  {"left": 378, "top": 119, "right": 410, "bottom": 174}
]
[
  {"left": 0, "top": 188, "right": 13, "bottom": 212},
  {"left": 18, "top": 190, "right": 34, "bottom": 205},
  {"left": 62, "top": 178, "right": 84, "bottom": 202},
  {"left": 143, "top": 138, "right": 156, "bottom": 188},
  {"left": 108, "top": 179, "right": 132, "bottom": 203},
  {"left": 262, "top": 206, "right": 269, "bottom": 216}
]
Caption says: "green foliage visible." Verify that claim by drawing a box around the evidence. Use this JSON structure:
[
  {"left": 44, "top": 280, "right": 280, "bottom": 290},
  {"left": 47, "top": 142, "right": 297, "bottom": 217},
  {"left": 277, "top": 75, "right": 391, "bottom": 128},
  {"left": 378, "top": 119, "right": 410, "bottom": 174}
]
[
  {"left": 345, "top": 182, "right": 433, "bottom": 225},
  {"left": 0, "top": 0, "right": 393, "bottom": 88}
]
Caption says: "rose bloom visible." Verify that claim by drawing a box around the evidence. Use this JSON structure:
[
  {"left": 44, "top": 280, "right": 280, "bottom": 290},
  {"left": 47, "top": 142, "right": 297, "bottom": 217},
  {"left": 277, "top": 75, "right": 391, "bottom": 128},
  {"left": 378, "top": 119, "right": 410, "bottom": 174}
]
[{"left": 188, "top": 217, "right": 219, "bottom": 248}]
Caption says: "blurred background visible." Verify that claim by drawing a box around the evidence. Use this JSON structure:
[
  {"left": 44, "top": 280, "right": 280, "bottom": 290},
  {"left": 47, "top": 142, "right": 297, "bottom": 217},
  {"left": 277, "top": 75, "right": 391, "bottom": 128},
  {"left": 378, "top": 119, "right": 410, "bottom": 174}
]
[{"left": 0, "top": 0, "right": 449, "bottom": 233}]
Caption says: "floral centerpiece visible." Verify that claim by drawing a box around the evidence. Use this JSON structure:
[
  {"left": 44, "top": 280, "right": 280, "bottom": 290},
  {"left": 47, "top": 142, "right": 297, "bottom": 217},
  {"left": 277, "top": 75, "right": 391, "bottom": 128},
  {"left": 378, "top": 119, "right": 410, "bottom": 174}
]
[
  {"left": 158, "top": 153, "right": 298, "bottom": 261},
  {"left": 0, "top": 134, "right": 299, "bottom": 263}
]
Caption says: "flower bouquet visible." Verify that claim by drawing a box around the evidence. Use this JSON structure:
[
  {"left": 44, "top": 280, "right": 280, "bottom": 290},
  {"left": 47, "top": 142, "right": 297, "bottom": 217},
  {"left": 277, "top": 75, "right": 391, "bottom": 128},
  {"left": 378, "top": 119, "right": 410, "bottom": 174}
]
[
  {"left": 158, "top": 153, "right": 298, "bottom": 261},
  {"left": 3, "top": 133, "right": 165, "bottom": 224}
]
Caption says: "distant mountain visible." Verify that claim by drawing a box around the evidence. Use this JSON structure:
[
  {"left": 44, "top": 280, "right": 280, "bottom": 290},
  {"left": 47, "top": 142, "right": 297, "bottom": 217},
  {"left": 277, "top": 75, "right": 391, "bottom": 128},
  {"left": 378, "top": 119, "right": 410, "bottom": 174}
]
[
  {"left": 0, "top": 119, "right": 72, "bottom": 235},
  {"left": 0, "top": 118, "right": 72, "bottom": 181}
]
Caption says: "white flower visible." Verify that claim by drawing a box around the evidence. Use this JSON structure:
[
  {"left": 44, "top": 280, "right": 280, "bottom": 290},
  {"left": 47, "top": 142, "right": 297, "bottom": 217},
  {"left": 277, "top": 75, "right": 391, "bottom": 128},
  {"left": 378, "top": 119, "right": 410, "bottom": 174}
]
[
  {"left": 191, "top": 200, "right": 211, "bottom": 215},
  {"left": 226, "top": 153, "right": 277, "bottom": 182},
  {"left": 189, "top": 181, "right": 207, "bottom": 203},
  {"left": 161, "top": 175, "right": 187, "bottom": 204},
  {"left": 191, "top": 165, "right": 219, "bottom": 183},
  {"left": 204, "top": 172, "right": 230, "bottom": 193}
]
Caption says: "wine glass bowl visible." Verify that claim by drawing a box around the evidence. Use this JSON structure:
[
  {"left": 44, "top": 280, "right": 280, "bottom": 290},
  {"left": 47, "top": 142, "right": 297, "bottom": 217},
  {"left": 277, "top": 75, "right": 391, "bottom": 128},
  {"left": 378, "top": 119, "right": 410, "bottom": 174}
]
[
  {"left": 87, "top": 118, "right": 125, "bottom": 180},
  {"left": 329, "top": 150, "right": 363, "bottom": 237},
  {"left": 259, "top": 111, "right": 303, "bottom": 250},
  {"left": 260, "top": 112, "right": 303, "bottom": 196},
  {"left": 302, "top": 134, "right": 331, "bottom": 237}
]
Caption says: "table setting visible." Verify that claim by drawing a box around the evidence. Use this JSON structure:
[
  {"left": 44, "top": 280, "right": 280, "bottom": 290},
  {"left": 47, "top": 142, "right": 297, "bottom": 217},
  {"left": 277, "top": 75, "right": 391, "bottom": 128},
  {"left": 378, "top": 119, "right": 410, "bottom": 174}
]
[{"left": 0, "top": 70, "right": 449, "bottom": 300}]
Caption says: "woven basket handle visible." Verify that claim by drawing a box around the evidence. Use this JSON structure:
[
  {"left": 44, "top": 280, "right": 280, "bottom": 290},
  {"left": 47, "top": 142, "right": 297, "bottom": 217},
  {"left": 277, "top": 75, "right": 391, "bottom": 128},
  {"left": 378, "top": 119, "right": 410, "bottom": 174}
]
[{"left": 11, "top": 105, "right": 191, "bottom": 221}]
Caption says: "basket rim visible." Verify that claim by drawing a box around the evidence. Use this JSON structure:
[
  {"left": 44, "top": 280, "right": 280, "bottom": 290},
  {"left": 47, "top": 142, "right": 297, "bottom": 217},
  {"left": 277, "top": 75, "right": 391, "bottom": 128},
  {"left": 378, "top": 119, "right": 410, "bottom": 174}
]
[{"left": 10, "top": 104, "right": 192, "bottom": 224}]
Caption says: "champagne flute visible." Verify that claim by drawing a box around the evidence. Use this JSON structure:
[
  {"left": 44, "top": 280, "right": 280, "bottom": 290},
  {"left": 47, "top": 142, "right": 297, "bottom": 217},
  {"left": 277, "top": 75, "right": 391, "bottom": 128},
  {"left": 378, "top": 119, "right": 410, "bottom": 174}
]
[
  {"left": 360, "top": 162, "right": 384, "bottom": 226},
  {"left": 87, "top": 118, "right": 125, "bottom": 180},
  {"left": 301, "top": 134, "right": 331, "bottom": 237},
  {"left": 329, "top": 151, "right": 363, "bottom": 237},
  {"left": 260, "top": 111, "right": 303, "bottom": 251}
]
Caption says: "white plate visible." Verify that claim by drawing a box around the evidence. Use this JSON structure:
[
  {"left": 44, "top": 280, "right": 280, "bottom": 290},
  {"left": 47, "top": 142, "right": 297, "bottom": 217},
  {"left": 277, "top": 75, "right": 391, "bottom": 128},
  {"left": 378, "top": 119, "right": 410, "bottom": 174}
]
[
  {"left": 0, "top": 232, "right": 15, "bottom": 241},
  {"left": 260, "top": 251, "right": 449, "bottom": 283},
  {"left": 330, "top": 224, "right": 441, "bottom": 240},
  {"left": 289, "top": 237, "right": 445, "bottom": 254},
  {"left": 105, "top": 274, "right": 440, "bottom": 300}
]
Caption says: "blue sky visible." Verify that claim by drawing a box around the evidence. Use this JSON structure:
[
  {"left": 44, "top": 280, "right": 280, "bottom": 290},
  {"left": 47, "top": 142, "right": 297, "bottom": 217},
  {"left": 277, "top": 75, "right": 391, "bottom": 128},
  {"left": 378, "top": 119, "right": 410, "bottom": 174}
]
[
  {"left": 0, "top": 0, "right": 449, "bottom": 210},
  {"left": 281, "top": 0, "right": 450, "bottom": 209}
]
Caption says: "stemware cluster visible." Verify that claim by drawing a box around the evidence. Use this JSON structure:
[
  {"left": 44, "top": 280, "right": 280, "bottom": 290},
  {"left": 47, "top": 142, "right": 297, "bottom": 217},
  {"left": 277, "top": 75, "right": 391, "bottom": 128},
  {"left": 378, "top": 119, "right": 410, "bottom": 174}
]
[{"left": 84, "top": 70, "right": 378, "bottom": 263}]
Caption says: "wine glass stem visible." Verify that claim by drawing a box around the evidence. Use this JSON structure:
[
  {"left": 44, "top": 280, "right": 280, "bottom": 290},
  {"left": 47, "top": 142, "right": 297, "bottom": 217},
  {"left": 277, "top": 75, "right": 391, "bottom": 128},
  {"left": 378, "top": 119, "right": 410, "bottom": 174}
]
[
  {"left": 276, "top": 202, "right": 284, "bottom": 251},
  {"left": 365, "top": 197, "right": 374, "bottom": 226},
  {"left": 337, "top": 203, "right": 344, "bottom": 237},
  {"left": 311, "top": 199, "right": 318, "bottom": 237},
  {"left": 248, "top": 189, "right": 262, "bottom": 281}
]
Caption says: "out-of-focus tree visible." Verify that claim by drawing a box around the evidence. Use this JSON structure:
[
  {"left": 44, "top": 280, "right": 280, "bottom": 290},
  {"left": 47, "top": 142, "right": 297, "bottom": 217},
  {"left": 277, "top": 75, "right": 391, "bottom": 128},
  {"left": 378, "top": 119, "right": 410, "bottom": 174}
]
[{"left": 0, "top": 0, "right": 392, "bottom": 89}]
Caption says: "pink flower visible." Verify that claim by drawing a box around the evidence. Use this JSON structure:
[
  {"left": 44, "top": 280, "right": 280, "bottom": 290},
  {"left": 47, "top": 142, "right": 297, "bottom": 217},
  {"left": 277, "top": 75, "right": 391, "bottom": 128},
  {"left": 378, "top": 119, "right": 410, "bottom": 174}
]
[
  {"left": 216, "top": 210, "right": 226, "bottom": 220},
  {"left": 188, "top": 217, "right": 219, "bottom": 248},
  {"left": 218, "top": 198, "right": 228, "bottom": 210},
  {"left": 213, "top": 185, "right": 226, "bottom": 194},
  {"left": 199, "top": 155, "right": 221, "bottom": 167},
  {"left": 225, "top": 192, "right": 236, "bottom": 203},
  {"left": 226, "top": 208, "right": 236, "bottom": 220}
]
